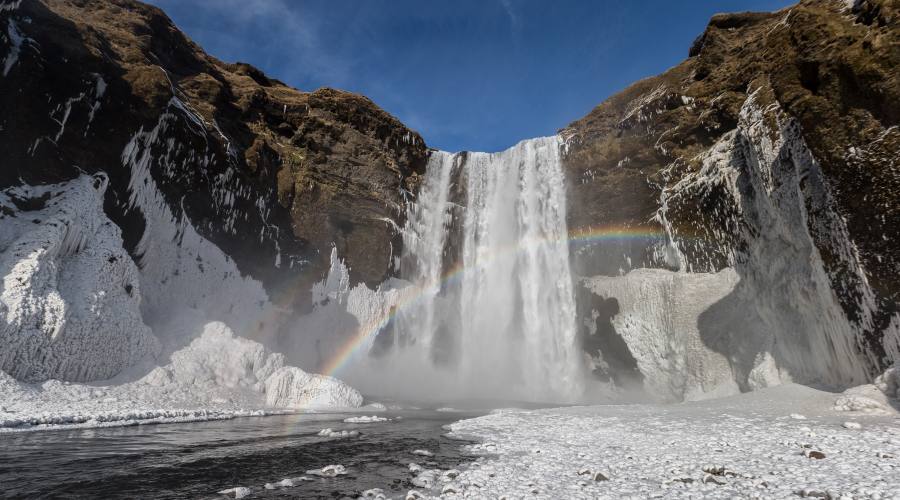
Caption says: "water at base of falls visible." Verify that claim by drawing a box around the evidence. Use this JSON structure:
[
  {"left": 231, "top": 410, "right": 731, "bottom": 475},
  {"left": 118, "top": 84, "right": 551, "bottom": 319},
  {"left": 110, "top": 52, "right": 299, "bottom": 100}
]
[{"left": 362, "top": 136, "right": 584, "bottom": 403}]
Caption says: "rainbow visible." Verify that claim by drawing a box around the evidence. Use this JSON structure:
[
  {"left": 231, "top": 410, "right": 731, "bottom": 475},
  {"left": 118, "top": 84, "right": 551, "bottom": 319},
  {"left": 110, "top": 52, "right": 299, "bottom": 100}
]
[{"left": 318, "top": 224, "right": 676, "bottom": 379}]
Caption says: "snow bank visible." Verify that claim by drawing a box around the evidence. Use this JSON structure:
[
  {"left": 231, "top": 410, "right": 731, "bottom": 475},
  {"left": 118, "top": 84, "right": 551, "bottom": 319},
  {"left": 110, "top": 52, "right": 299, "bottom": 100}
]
[
  {"left": 317, "top": 428, "right": 359, "bottom": 438},
  {"left": 264, "top": 366, "right": 362, "bottom": 409},
  {"left": 0, "top": 174, "right": 158, "bottom": 382},
  {"left": 440, "top": 384, "right": 900, "bottom": 499},
  {"left": 156, "top": 321, "right": 282, "bottom": 393}
]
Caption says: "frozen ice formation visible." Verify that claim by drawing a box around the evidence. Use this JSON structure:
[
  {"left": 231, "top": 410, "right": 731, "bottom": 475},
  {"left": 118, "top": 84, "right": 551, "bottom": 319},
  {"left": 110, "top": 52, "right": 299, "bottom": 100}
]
[
  {"left": 264, "top": 366, "right": 362, "bottom": 409},
  {"left": 343, "top": 415, "right": 390, "bottom": 423},
  {"left": 317, "top": 428, "right": 360, "bottom": 438},
  {"left": 0, "top": 174, "right": 158, "bottom": 382},
  {"left": 583, "top": 268, "right": 743, "bottom": 402},
  {"left": 305, "top": 464, "right": 348, "bottom": 477},
  {"left": 217, "top": 487, "right": 251, "bottom": 499}
]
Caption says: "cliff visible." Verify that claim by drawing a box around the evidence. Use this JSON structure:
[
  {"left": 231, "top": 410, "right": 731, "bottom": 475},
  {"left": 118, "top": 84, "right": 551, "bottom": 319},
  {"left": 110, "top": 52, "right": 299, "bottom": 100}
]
[
  {"left": 565, "top": 0, "right": 900, "bottom": 398},
  {"left": 0, "top": 0, "right": 427, "bottom": 314}
]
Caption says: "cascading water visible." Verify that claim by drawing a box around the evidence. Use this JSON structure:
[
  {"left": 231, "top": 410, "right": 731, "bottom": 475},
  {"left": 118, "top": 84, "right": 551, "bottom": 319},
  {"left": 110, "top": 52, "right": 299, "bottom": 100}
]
[{"left": 370, "top": 136, "right": 584, "bottom": 403}]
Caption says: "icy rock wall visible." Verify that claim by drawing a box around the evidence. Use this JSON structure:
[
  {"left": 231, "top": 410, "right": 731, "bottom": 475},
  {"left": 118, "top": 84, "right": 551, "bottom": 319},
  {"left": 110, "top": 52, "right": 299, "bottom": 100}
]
[
  {"left": 584, "top": 269, "right": 743, "bottom": 402},
  {"left": 586, "top": 87, "right": 888, "bottom": 399},
  {"left": 0, "top": 174, "right": 158, "bottom": 382},
  {"left": 121, "top": 100, "right": 277, "bottom": 340},
  {"left": 116, "top": 102, "right": 365, "bottom": 409}
]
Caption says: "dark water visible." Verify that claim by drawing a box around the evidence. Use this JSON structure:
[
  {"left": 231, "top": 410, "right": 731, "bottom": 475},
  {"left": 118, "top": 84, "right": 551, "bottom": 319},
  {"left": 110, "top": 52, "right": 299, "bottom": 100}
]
[{"left": 0, "top": 410, "right": 481, "bottom": 499}]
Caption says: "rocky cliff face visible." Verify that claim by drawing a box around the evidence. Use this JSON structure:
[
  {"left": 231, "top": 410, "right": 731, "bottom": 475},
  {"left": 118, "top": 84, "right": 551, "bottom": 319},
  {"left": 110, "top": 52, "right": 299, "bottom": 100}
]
[
  {"left": 0, "top": 0, "right": 424, "bottom": 391},
  {"left": 1, "top": 0, "right": 426, "bottom": 314},
  {"left": 565, "top": 0, "right": 900, "bottom": 398}
]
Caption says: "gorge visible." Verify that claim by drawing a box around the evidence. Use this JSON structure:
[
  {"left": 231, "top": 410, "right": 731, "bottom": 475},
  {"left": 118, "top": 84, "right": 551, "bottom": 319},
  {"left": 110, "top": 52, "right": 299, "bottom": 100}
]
[{"left": 2, "top": 0, "right": 900, "bottom": 497}]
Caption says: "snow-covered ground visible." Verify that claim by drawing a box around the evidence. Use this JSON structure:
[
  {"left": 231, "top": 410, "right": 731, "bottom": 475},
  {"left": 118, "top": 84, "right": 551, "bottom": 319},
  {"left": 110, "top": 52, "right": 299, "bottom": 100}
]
[
  {"left": 0, "top": 323, "right": 362, "bottom": 432},
  {"left": 393, "top": 384, "right": 899, "bottom": 500}
]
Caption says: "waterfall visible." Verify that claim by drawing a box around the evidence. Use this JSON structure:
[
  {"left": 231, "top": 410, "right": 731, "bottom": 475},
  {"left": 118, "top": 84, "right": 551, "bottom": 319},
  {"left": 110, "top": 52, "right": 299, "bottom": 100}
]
[{"left": 383, "top": 136, "right": 584, "bottom": 402}]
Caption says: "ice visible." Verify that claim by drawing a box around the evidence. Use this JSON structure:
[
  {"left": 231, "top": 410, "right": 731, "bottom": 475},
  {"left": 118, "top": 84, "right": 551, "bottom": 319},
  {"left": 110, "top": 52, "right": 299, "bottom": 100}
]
[
  {"left": 0, "top": 294, "right": 360, "bottom": 432},
  {"left": 264, "top": 476, "right": 312, "bottom": 489},
  {"left": 264, "top": 367, "right": 362, "bottom": 409},
  {"left": 411, "top": 449, "right": 433, "bottom": 457},
  {"left": 2, "top": 18, "right": 25, "bottom": 77},
  {"left": 217, "top": 486, "right": 251, "bottom": 498},
  {"left": 653, "top": 90, "right": 891, "bottom": 392},
  {"left": 305, "top": 464, "right": 347, "bottom": 477},
  {"left": 582, "top": 268, "right": 743, "bottom": 401},
  {"left": 0, "top": 175, "right": 157, "bottom": 382},
  {"left": 317, "top": 428, "right": 359, "bottom": 438},
  {"left": 343, "top": 415, "right": 389, "bottom": 423}
]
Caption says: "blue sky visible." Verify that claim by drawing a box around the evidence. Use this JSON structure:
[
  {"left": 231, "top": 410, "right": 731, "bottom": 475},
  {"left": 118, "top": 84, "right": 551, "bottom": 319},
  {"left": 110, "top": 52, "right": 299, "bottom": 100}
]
[{"left": 147, "top": 0, "right": 794, "bottom": 153}]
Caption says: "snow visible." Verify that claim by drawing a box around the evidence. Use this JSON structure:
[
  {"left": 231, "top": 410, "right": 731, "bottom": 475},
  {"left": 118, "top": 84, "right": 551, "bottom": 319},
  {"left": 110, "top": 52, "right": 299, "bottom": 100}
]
[
  {"left": 0, "top": 174, "right": 158, "bottom": 382},
  {"left": 264, "top": 366, "right": 362, "bottom": 409},
  {"left": 305, "top": 464, "right": 348, "bottom": 477},
  {"left": 0, "top": 322, "right": 358, "bottom": 432},
  {"left": 0, "top": 1, "right": 22, "bottom": 14},
  {"left": 217, "top": 486, "right": 251, "bottom": 499},
  {"left": 414, "top": 384, "right": 900, "bottom": 499},
  {"left": 0, "top": 330, "right": 360, "bottom": 431},
  {"left": 2, "top": 18, "right": 24, "bottom": 77},
  {"left": 343, "top": 415, "right": 389, "bottom": 423},
  {"left": 583, "top": 268, "right": 742, "bottom": 402},
  {"left": 317, "top": 428, "right": 359, "bottom": 438}
]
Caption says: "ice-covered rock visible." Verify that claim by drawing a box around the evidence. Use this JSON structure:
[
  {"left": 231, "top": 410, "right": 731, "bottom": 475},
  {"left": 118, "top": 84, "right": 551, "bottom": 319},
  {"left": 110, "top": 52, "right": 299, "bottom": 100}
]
[
  {"left": 305, "top": 464, "right": 347, "bottom": 477},
  {"left": 833, "top": 384, "right": 893, "bottom": 413},
  {"left": 582, "top": 268, "right": 743, "bottom": 401},
  {"left": 317, "top": 428, "right": 359, "bottom": 438},
  {"left": 343, "top": 415, "right": 389, "bottom": 423},
  {"left": 874, "top": 362, "right": 900, "bottom": 400},
  {"left": 0, "top": 174, "right": 158, "bottom": 382},
  {"left": 217, "top": 486, "right": 251, "bottom": 498},
  {"left": 583, "top": 91, "right": 884, "bottom": 401},
  {"left": 162, "top": 322, "right": 282, "bottom": 393},
  {"left": 265, "top": 367, "right": 362, "bottom": 409}
]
